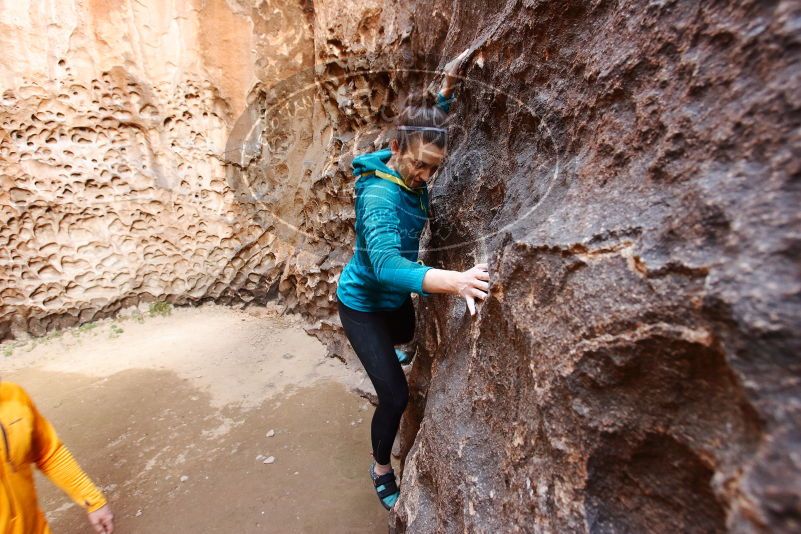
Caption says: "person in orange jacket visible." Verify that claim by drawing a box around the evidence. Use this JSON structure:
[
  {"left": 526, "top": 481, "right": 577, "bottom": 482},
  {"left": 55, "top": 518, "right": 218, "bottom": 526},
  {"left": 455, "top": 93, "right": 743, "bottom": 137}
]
[{"left": 0, "top": 380, "right": 114, "bottom": 534}]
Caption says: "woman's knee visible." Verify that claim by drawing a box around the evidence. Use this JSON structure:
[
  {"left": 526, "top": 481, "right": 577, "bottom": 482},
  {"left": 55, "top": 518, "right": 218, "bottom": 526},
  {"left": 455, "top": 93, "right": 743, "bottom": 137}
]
[{"left": 379, "top": 383, "right": 409, "bottom": 414}]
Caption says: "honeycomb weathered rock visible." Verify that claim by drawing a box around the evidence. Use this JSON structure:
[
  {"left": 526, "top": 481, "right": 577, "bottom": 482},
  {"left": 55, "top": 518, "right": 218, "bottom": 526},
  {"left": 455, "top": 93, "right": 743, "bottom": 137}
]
[{"left": 0, "top": 0, "right": 324, "bottom": 338}]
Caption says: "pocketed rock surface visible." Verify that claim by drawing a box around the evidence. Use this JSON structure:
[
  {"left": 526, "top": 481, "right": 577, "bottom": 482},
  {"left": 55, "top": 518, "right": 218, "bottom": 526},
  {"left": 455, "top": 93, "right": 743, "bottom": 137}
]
[{"left": 2, "top": 1, "right": 799, "bottom": 533}]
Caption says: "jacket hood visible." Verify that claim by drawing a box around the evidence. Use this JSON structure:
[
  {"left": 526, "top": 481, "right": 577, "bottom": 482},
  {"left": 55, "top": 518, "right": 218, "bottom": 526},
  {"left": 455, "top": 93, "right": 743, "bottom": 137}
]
[{"left": 351, "top": 148, "right": 395, "bottom": 177}]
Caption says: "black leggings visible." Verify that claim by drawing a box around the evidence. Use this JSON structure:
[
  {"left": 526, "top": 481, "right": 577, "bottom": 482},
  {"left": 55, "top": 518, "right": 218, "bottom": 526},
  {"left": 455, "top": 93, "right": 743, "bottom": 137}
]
[{"left": 337, "top": 296, "right": 415, "bottom": 465}]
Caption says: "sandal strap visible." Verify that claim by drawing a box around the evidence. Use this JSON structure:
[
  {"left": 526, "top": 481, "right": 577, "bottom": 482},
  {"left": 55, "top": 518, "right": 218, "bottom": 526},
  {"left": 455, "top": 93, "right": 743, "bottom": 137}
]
[
  {"left": 377, "top": 484, "right": 398, "bottom": 499},
  {"left": 373, "top": 471, "right": 399, "bottom": 499},
  {"left": 374, "top": 471, "right": 396, "bottom": 487}
]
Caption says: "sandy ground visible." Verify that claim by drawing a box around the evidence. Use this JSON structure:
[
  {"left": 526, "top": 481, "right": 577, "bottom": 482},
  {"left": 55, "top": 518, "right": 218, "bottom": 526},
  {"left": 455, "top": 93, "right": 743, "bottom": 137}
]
[{"left": 1, "top": 304, "right": 391, "bottom": 533}]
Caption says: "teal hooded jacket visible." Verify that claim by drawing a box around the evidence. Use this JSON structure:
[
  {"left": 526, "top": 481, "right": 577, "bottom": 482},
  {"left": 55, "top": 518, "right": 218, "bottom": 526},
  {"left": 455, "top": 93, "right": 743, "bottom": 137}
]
[{"left": 336, "top": 91, "right": 455, "bottom": 311}]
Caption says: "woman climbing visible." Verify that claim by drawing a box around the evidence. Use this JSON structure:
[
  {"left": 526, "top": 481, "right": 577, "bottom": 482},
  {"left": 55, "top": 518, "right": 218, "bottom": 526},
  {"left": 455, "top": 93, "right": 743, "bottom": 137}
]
[{"left": 335, "top": 49, "right": 489, "bottom": 511}]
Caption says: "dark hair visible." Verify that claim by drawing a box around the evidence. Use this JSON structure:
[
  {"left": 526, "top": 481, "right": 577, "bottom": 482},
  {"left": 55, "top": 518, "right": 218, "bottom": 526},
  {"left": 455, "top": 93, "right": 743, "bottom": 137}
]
[{"left": 396, "top": 90, "right": 449, "bottom": 152}]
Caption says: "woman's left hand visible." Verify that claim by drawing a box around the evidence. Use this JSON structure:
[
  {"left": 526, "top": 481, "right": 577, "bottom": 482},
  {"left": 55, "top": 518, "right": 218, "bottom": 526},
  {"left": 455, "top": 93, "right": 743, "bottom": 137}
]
[{"left": 441, "top": 48, "right": 472, "bottom": 97}]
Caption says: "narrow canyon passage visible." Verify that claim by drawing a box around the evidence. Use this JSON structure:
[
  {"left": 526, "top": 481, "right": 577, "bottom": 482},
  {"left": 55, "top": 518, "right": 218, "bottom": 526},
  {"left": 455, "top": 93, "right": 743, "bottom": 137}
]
[
  {"left": 3, "top": 306, "right": 387, "bottom": 533},
  {"left": 1, "top": 0, "right": 798, "bottom": 532}
]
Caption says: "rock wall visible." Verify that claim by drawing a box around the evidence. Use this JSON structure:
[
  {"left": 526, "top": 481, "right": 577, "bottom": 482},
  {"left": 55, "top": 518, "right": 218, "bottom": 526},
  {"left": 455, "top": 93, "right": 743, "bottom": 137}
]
[
  {"left": 0, "top": 0, "right": 319, "bottom": 338},
  {"left": 380, "top": 1, "right": 800, "bottom": 533},
  {"left": 2, "top": 0, "right": 800, "bottom": 532}
]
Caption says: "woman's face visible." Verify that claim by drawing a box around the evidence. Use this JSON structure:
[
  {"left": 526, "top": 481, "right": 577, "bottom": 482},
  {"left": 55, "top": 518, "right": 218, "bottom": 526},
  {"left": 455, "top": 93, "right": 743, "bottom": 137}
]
[{"left": 391, "top": 138, "right": 445, "bottom": 189}]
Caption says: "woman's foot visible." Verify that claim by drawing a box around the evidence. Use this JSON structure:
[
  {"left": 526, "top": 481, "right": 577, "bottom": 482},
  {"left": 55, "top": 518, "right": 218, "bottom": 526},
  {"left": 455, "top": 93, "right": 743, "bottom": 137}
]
[
  {"left": 395, "top": 348, "right": 413, "bottom": 365},
  {"left": 370, "top": 461, "right": 400, "bottom": 510}
]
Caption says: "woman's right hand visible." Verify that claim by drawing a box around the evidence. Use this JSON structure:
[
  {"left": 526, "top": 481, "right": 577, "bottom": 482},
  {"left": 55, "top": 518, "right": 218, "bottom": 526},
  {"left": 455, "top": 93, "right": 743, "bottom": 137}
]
[{"left": 452, "top": 263, "right": 490, "bottom": 316}]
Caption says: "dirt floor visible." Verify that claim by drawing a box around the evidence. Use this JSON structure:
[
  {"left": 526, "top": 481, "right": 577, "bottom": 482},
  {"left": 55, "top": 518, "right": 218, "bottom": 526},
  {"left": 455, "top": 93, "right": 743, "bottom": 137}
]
[{"left": 1, "top": 304, "right": 391, "bottom": 533}]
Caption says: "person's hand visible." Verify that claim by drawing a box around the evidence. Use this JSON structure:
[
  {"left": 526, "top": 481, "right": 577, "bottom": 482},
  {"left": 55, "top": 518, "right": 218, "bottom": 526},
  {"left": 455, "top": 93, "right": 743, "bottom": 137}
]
[
  {"left": 452, "top": 263, "right": 490, "bottom": 316},
  {"left": 444, "top": 47, "right": 471, "bottom": 76},
  {"left": 88, "top": 504, "right": 114, "bottom": 534},
  {"left": 440, "top": 47, "right": 472, "bottom": 96}
]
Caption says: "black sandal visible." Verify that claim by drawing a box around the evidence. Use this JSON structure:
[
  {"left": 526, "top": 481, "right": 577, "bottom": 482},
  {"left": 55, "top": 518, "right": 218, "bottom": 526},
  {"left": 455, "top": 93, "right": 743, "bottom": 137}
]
[{"left": 369, "top": 461, "right": 400, "bottom": 510}]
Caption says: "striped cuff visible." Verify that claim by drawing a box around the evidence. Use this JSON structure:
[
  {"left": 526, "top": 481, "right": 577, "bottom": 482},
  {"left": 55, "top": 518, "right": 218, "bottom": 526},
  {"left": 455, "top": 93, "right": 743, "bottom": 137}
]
[{"left": 415, "top": 261, "right": 433, "bottom": 296}]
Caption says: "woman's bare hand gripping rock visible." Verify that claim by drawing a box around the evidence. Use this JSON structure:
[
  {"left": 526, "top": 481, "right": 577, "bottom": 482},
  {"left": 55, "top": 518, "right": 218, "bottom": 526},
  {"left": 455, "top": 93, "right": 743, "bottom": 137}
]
[{"left": 453, "top": 263, "right": 490, "bottom": 316}]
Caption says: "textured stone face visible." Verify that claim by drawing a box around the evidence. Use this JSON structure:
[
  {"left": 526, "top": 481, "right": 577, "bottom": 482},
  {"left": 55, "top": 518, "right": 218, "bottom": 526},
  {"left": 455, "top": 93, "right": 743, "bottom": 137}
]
[
  {"left": 385, "top": 1, "right": 801, "bottom": 533},
  {"left": 3, "top": 0, "right": 800, "bottom": 532},
  {"left": 0, "top": 0, "right": 316, "bottom": 337}
]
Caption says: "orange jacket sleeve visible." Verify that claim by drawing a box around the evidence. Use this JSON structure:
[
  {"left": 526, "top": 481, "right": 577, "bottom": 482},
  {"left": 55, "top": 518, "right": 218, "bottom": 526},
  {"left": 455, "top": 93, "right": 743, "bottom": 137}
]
[{"left": 26, "top": 391, "right": 107, "bottom": 513}]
